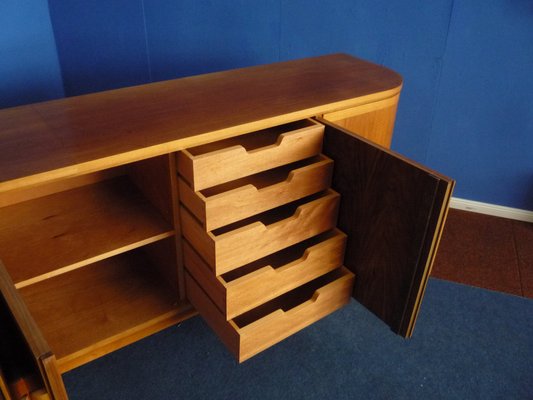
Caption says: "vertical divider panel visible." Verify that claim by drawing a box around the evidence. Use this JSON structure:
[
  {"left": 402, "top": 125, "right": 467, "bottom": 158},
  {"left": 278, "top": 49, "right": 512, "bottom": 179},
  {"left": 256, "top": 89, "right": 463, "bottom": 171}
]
[{"left": 127, "top": 155, "right": 181, "bottom": 298}]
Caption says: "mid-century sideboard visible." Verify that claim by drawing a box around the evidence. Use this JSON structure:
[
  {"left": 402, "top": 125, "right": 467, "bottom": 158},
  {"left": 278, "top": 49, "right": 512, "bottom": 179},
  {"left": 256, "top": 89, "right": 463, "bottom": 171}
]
[{"left": 0, "top": 54, "right": 453, "bottom": 399}]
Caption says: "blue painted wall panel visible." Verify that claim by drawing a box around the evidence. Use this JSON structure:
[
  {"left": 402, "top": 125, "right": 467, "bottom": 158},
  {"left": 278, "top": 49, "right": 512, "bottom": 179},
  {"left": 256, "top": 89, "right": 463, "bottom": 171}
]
[
  {"left": 143, "top": 0, "right": 281, "bottom": 81},
  {"left": 1, "top": 1, "right": 531, "bottom": 209},
  {"left": 47, "top": 0, "right": 150, "bottom": 96},
  {"left": 427, "top": 1, "right": 533, "bottom": 209},
  {"left": 0, "top": 1, "right": 64, "bottom": 108},
  {"left": 279, "top": 0, "right": 454, "bottom": 163}
]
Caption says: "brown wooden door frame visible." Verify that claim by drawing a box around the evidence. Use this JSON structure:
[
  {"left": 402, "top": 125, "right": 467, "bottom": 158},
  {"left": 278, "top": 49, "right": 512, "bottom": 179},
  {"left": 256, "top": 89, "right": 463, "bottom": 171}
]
[{"left": 319, "top": 118, "right": 454, "bottom": 337}]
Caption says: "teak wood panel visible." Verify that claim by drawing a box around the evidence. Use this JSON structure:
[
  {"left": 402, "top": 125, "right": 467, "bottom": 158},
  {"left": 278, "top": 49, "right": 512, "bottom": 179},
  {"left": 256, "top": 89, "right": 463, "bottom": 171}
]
[
  {"left": 183, "top": 230, "right": 347, "bottom": 320},
  {"left": 185, "top": 267, "right": 354, "bottom": 362},
  {"left": 0, "top": 54, "right": 402, "bottom": 192},
  {"left": 322, "top": 94, "right": 399, "bottom": 148},
  {"left": 181, "top": 190, "right": 340, "bottom": 275},
  {"left": 177, "top": 120, "right": 324, "bottom": 191},
  {"left": 178, "top": 155, "right": 333, "bottom": 231},
  {"left": 18, "top": 250, "right": 195, "bottom": 373},
  {"left": 321, "top": 120, "right": 453, "bottom": 337},
  {"left": 0, "top": 177, "right": 174, "bottom": 288}
]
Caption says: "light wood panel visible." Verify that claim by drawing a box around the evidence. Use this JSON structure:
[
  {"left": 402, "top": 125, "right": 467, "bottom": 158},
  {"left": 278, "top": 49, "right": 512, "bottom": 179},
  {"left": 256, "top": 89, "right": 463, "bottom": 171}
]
[
  {"left": 0, "top": 177, "right": 174, "bottom": 288},
  {"left": 179, "top": 155, "right": 333, "bottom": 231},
  {"left": 184, "top": 230, "right": 347, "bottom": 320},
  {"left": 128, "top": 155, "right": 181, "bottom": 296},
  {"left": 322, "top": 95, "right": 400, "bottom": 148},
  {"left": 177, "top": 120, "right": 324, "bottom": 191},
  {"left": 181, "top": 190, "right": 340, "bottom": 275},
  {"left": 0, "top": 168, "right": 125, "bottom": 209},
  {"left": 185, "top": 267, "right": 354, "bottom": 362},
  {"left": 0, "top": 54, "right": 402, "bottom": 192},
  {"left": 18, "top": 250, "right": 195, "bottom": 373}
]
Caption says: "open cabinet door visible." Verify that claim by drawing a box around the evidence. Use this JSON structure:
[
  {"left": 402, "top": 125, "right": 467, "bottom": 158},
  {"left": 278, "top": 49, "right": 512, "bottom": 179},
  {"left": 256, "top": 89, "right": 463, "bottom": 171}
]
[
  {"left": 0, "top": 260, "right": 68, "bottom": 400},
  {"left": 319, "top": 119, "right": 454, "bottom": 337}
]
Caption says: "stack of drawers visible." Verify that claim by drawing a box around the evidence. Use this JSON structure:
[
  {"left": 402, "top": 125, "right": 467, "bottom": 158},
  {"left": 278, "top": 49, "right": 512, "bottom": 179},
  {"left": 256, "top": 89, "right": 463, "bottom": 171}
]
[{"left": 177, "top": 119, "right": 355, "bottom": 362}]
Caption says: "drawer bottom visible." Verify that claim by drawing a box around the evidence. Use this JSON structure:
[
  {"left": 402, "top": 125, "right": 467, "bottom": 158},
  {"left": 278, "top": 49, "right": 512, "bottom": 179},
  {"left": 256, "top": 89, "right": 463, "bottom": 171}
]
[{"left": 185, "top": 267, "right": 355, "bottom": 362}]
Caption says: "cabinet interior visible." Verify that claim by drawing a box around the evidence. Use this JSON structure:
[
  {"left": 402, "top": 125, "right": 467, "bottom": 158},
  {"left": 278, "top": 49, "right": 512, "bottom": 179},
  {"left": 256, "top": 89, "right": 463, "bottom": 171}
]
[{"left": 0, "top": 155, "right": 195, "bottom": 374}]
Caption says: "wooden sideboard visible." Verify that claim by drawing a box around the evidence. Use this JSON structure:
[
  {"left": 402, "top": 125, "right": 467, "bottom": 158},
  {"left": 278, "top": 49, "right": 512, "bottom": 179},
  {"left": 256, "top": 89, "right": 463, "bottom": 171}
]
[{"left": 0, "top": 54, "right": 453, "bottom": 399}]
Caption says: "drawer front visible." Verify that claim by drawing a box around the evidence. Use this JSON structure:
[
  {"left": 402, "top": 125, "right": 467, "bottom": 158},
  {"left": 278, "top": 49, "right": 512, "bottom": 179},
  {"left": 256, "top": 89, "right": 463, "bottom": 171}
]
[
  {"left": 181, "top": 190, "right": 340, "bottom": 275},
  {"left": 177, "top": 120, "right": 324, "bottom": 191},
  {"left": 179, "top": 155, "right": 334, "bottom": 231},
  {"left": 185, "top": 267, "right": 355, "bottom": 362},
  {"left": 184, "top": 229, "right": 347, "bottom": 320}
]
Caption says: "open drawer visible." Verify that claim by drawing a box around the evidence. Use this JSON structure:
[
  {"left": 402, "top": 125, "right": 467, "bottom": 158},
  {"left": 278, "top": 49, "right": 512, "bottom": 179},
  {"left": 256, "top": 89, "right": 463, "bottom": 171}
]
[
  {"left": 177, "top": 119, "right": 324, "bottom": 191},
  {"left": 180, "top": 190, "right": 340, "bottom": 275},
  {"left": 178, "top": 155, "right": 333, "bottom": 231},
  {"left": 184, "top": 230, "right": 347, "bottom": 319},
  {"left": 185, "top": 267, "right": 355, "bottom": 362}
]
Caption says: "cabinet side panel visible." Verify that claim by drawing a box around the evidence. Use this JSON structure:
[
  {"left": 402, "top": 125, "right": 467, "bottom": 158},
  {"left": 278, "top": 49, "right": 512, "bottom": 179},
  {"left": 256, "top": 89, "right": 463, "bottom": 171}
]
[
  {"left": 322, "top": 122, "right": 452, "bottom": 336},
  {"left": 322, "top": 95, "right": 399, "bottom": 148}
]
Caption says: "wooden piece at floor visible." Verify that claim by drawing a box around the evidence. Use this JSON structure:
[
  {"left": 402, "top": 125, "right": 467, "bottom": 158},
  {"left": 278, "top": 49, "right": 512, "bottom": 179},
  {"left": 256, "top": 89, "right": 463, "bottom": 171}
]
[
  {"left": 177, "top": 120, "right": 324, "bottom": 191},
  {"left": 30, "top": 389, "right": 50, "bottom": 400},
  {"left": 181, "top": 190, "right": 340, "bottom": 275},
  {"left": 0, "top": 261, "right": 68, "bottom": 399},
  {"left": 0, "top": 368, "right": 11, "bottom": 400},
  {"left": 0, "top": 176, "right": 174, "bottom": 288},
  {"left": 179, "top": 155, "right": 333, "bottom": 231},
  {"left": 322, "top": 94, "right": 399, "bottom": 148},
  {"left": 18, "top": 250, "right": 195, "bottom": 373}
]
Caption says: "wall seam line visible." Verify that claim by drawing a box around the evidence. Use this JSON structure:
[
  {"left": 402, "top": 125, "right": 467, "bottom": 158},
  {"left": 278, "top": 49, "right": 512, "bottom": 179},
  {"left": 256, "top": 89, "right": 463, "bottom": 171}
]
[
  {"left": 424, "top": 0, "right": 456, "bottom": 165},
  {"left": 140, "top": 0, "right": 153, "bottom": 82}
]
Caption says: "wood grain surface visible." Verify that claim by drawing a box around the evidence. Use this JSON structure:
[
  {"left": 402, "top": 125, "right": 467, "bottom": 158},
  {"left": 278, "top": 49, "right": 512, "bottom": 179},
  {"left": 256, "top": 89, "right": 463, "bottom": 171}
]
[
  {"left": 179, "top": 155, "right": 333, "bottom": 231},
  {"left": 0, "top": 54, "right": 401, "bottom": 192},
  {"left": 0, "top": 177, "right": 174, "bottom": 288},
  {"left": 321, "top": 120, "right": 453, "bottom": 337},
  {"left": 18, "top": 249, "right": 195, "bottom": 373},
  {"left": 181, "top": 190, "right": 340, "bottom": 275}
]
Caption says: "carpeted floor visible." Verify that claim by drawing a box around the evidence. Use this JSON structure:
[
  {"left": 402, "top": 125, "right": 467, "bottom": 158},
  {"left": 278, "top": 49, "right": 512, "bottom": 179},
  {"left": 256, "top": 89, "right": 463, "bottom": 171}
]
[{"left": 63, "top": 278, "right": 533, "bottom": 399}]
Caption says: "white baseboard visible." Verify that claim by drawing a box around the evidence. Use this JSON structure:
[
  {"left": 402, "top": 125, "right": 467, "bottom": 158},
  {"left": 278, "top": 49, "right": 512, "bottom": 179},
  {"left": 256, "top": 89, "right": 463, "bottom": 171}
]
[{"left": 450, "top": 197, "right": 533, "bottom": 223}]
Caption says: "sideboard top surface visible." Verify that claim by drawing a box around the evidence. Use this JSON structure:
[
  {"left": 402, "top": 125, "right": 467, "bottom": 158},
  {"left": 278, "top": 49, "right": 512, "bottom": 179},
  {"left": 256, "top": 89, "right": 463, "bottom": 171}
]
[{"left": 0, "top": 54, "right": 402, "bottom": 191}]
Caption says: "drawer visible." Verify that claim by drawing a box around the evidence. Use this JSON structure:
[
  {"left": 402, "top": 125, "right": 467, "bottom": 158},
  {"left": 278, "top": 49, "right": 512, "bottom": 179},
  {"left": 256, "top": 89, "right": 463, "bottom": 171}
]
[
  {"left": 185, "top": 267, "right": 355, "bottom": 362},
  {"left": 181, "top": 190, "right": 340, "bottom": 275},
  {"left": 184, "top": 229, "right": 347, "bottom": 319},
  {"left": 179, "top": 155, "right": 333, "bottom": 231},
  {"left": 177, "top": 119, "right": 324, "bottom": 191}
]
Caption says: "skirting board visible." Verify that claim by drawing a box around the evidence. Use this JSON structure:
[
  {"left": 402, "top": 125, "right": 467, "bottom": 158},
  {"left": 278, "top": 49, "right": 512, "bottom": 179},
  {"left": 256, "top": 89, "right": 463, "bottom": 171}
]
[{"left": 450, "top": 197, "right": 533, "bottom": 223}]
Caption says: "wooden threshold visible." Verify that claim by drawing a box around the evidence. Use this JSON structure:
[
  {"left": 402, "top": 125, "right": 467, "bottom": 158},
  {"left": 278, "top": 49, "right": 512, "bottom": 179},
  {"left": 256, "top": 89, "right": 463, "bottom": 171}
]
[
  {"left": 18, "top": 249, "right": 195, "bottom": 373},
  {"left": 0, "top": 176, "right": 174, "bottom": 288}
]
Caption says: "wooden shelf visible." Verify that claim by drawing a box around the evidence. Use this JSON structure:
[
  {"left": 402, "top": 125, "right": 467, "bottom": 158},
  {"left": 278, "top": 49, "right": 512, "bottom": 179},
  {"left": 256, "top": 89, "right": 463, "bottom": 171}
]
[
  {"left": 0, "top": 177, "right": 174, "bottom": 288},
  {"left": 18, "top": 249, "right": 195, "bottom": 374}
]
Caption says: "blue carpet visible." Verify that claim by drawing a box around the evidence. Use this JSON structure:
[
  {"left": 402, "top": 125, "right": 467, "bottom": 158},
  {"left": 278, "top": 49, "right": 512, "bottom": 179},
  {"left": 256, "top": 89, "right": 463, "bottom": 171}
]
[{"left": 63, "top": 279, "right": 533, "bottom": 399}]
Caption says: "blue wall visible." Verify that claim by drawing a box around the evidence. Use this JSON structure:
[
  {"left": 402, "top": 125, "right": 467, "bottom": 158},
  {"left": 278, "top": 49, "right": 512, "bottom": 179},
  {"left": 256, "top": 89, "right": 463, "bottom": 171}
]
[
  {"left": 1, "top": 0, "right": 532, "bottom": 210},
  {"left": 0, "top": 0, "right": 64, "bottom": 108}
]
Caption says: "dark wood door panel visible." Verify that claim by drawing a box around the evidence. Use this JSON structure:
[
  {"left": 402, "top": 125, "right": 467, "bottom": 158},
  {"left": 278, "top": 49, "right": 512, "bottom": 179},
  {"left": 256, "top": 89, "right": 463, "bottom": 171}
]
[{"left": 320, "top": 119, "right": 453, "bottom": 337}]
